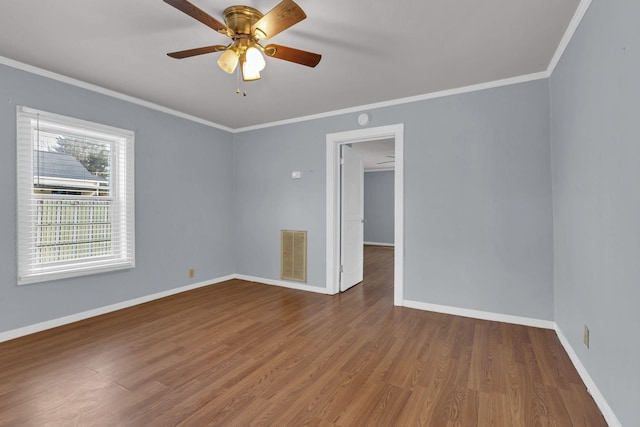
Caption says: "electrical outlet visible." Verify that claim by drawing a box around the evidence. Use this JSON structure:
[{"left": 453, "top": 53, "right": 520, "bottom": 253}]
[
  {"left": 584, "top": 325, "right": 589, "bottom": 348},
  {"left": 189, "top": 268, "right": 194, "bottom": 279}
]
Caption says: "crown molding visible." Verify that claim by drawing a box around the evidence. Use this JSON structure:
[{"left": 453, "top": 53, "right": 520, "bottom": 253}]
[
  {"left": 1, "top": 56, "right": 549, "bottom": 134},
  {"left": 0, "top": 56, "right": 233, "bottom": 133},
  {"left": 547, "top": 0, "right": 593, "bottom": 75},
  {"left": 235, "top": 72, "right": 549, "bottom": 132}
]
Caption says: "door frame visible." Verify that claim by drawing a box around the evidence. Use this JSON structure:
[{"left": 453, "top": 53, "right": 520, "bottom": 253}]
[{"left": 325, "top": 123, "right": 404, "bottom": 305}]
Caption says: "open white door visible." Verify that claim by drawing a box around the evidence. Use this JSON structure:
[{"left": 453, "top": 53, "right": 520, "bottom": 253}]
[{"left": 340, "top": 145, "right": 364, "bottom": 291}]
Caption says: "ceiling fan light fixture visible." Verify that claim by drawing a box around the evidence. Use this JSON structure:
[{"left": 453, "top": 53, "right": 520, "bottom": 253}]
[
  {"left": 241, "top": 53, "right": 261, "bottom": 81},
  {"left": 164, "top": 0, "right": 322, "bottom": 89},
  {"left": 241, "top": 62, "right": 261, "bottom": 81},
  {"left": 217, "top": 48, "right": 239, "bottom": 74},
  {"left": 246, "top": 46, "right": 266, "bottom": 71}
]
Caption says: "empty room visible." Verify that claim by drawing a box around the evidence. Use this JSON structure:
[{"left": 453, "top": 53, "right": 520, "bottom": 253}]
[{"left": 0, "top": 0, "right": 637, "bottom": 425}]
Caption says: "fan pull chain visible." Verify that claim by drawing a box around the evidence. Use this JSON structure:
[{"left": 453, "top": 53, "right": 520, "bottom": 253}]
[
  {"left": 236, "top": 65, "right": 240, "bottom": 94},
  {"left": 235, "top": 66, "right": 247, "bottom": 96}
]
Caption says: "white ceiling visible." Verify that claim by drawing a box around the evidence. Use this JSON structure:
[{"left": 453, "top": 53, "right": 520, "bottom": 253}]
[{"left": 0, "top": 0, "right": 580, "bottom": 130}]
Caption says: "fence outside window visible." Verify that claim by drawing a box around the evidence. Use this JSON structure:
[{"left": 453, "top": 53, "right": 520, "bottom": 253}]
[{"left": 35, "top": 197, "right": 112, "bottom": 264}]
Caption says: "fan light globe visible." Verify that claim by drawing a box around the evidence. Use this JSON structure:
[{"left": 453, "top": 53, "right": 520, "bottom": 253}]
[
  {"left": 246, "top": 47, "right": 266, "bottom": 71},
  {"left": 242, "top": 60, "right": 261, "bottom": 81},
  {"left": 217, "top": 49, "right": 239, "bottom": 74}
]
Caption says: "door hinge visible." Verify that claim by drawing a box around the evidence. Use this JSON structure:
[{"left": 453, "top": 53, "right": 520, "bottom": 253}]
[
  {"left": 340, "top": 265, "right": 344, "bottom": 273},
  {"left": 340, "top": 157, "right": 345, "bottom": 165}
]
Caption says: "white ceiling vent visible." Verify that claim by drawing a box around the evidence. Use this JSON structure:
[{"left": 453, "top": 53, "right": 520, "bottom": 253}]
[{"left": 281, "top": 230, "right": 307, "bottom": 282}]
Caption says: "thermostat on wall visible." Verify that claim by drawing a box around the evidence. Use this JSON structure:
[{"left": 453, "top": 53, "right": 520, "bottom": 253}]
[{"left": 357, "top": 113, "right": 370, "bottom": 126}]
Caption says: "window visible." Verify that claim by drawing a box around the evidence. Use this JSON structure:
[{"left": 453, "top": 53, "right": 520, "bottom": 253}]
[{"left": 17, "top": 107, "right": 134, "bottom": 285}]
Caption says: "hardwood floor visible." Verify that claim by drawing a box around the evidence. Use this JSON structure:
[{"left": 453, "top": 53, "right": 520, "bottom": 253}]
[{"left": 0, "top": 246, "right": 607, "bottom": 426}]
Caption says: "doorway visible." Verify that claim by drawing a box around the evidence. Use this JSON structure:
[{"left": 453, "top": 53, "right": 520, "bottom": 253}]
[{"left": 325, "top": 124, "right": 404, "bottom": 306}]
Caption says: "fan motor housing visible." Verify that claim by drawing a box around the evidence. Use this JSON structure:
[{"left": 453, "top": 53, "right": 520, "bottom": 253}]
[{"left": 223, "top": 6, "right": 263, "bottom": 35}]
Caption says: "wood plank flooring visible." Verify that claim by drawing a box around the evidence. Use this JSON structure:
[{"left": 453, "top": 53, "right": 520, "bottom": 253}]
[{"left": 0, "top": 246, "right": 607, "bottom": 426}]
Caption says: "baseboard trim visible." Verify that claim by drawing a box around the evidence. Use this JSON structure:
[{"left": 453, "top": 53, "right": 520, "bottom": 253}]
[
  {"left": 554, "top": 326, "right": 622, "bottom": 427},
  {"left": 0, "top": 273, "right": 324, "bottom": 343},
  {"left": 364, "top": 242, "right": 395, "bottom": 247},
  {"left": 403, "top": 299, "right": 555, "bottom": 330},
  {"left": 403, "top": 299, "right": 620, "bottom": 424},
  {"left": 0, "top": 274, "right": 235, "bottom": 343},
  {"left": 234, "top": 274, "right": 328, "bottom": 294}
]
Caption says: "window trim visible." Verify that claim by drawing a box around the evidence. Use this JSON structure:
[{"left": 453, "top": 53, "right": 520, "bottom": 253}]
[{"left": 17, "top": 106, "right": 135, "bottom": 285}]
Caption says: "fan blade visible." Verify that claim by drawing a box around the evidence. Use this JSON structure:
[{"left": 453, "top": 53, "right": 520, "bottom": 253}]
[
  {"left": 252, "top": 0, "right": 306, "bottom": 40},
  {"left": 167, "top": 45, "right": 227, "bottom": 59},
  {"left": 164, "top": 0, "right": 228, "bottom": 33},
  {"left": 264, "top": 44, "right": 321, "bottom": 67}
]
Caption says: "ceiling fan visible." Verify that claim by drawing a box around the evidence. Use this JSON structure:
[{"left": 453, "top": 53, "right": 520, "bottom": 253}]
[{"left": 163, "top": 0, "right": 321, "bottom": 83}]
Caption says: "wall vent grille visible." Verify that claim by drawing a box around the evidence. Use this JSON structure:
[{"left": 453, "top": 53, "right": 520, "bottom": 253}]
[{"left": 281, "top": 230, "right": 307, "bottom": 282}]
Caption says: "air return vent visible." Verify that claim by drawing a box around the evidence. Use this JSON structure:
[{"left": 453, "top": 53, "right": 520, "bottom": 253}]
[{"left": 281, "top": 230, "right": 307, "bottom": 282}]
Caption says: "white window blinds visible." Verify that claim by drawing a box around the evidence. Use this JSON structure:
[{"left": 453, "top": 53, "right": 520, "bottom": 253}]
[{"left": 17, "top": 106, "right": 135, "bottom": 285}]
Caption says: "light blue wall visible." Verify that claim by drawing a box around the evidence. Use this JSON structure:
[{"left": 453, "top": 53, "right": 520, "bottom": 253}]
[
  {"left": 1, "top": 63, "right": 554, "bottom": 335},
  {"left": 550, "top": 1, "right": 640, "bottom": 425},
  {"left": 234, "top": 80, "right": 554, "bottom": 320},
  {"left": 232, "top": 122, "right": 328, "bottom": 287},
  {"left": 402, "top": 82, "right": 553, "bottom": 319},
  {"left": 0, "top": 64, "right": 235, "bottom": 333},
  {"left": 364, "top": 170, "right": 394, "bottom": 245}
]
